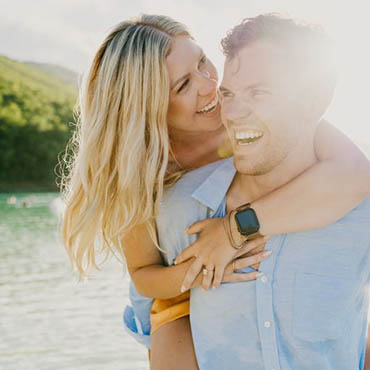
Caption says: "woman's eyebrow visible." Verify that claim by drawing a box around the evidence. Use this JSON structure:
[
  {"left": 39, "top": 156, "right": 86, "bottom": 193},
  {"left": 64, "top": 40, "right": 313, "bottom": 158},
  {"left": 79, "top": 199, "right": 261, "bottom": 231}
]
[{"left": 171, "top": 47, "right": 203, "bottom": 89}]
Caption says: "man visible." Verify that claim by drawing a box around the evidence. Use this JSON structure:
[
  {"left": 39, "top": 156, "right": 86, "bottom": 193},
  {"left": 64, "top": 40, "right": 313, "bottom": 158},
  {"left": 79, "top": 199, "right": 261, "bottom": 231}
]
[{"left": 155, "top": 14, "right": 370, "bottom": 369}]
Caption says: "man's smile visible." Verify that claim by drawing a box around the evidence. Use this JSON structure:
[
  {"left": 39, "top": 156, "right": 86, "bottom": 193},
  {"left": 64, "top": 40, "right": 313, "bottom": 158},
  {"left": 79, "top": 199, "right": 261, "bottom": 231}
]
[{"left": 234, "top": 129, "right": 264, "bottom": 145}]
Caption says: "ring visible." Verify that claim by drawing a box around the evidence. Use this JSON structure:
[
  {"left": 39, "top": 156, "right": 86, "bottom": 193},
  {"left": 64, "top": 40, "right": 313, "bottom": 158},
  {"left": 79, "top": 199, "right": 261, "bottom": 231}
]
[{"left": 202, "top": 268, "right": 209, "bottom": 275}]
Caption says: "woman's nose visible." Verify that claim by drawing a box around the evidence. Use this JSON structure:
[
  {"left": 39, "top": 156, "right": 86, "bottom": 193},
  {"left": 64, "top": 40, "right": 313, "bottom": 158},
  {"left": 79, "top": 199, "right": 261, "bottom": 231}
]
[{"left": 198, "top": 70, "right": 217, "bottom": 96}]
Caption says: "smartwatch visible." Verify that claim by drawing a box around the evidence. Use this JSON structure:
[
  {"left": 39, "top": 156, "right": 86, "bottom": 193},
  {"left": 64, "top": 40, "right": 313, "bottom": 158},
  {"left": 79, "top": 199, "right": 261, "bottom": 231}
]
[{"left": 234, "top": 203, "right": 260, "bottom": 238}]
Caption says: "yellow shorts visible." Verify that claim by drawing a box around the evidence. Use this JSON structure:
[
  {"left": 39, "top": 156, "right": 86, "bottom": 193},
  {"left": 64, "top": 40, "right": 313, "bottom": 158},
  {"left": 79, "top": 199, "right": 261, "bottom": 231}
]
[{"left": 150, "top": 291, "right": 190, "bottom": 334}]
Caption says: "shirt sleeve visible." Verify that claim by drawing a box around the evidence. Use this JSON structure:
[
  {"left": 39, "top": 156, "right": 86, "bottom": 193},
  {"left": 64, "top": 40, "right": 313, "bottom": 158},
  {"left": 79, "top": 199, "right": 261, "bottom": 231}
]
[{"left": 122, "top": 281, "right": 153, "bottom": 349}]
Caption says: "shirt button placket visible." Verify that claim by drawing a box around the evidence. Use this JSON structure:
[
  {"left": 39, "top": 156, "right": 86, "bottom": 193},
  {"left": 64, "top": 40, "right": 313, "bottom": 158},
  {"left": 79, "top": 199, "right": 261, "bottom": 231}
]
[
  {"left": 257, "top": 272, "right": 279, "bottom": 369},
  {"left": 256, "top": 237, "right": 282, "bottom": 370}
]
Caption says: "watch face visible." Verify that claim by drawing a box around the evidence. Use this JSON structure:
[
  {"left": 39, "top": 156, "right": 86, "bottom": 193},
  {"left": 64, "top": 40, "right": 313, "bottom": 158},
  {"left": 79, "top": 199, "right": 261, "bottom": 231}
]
[{"left": 235, "top": 208, "right": 260, "bottom": 236}]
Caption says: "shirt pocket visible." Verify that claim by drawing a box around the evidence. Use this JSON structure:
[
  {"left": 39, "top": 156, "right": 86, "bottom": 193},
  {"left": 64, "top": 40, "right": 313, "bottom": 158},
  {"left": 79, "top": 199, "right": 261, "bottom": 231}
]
[{"left": 292, "top": 272, "right": 356, "bottom": 342}]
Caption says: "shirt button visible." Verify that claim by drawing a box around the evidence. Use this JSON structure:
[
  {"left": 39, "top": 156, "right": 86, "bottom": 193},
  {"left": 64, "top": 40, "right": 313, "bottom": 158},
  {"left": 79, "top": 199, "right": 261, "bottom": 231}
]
[
  {"left": 264, "top": 321, "right": 271, "bottom": 328},
  {"left": 261, "top": 275, "right": 268, "bottom": 283}
]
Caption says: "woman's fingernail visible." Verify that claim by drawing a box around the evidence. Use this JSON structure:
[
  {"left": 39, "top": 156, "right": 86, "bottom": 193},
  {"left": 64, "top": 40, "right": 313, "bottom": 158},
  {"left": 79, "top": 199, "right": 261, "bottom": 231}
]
[
  {"left": 181, "top": 286, "right": 186, "bottom": 293},
  {"left": 212, "top": 286, "right": 216, "bottom": 290},
  {"left": 262, "top": 250, "right": 272, "bottom": 258}
]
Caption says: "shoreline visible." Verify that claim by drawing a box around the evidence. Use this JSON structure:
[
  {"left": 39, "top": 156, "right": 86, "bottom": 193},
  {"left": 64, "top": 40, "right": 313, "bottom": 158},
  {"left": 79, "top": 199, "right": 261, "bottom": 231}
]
[{"left": 0, "top": 183, "right": 59, "bottom": 193}]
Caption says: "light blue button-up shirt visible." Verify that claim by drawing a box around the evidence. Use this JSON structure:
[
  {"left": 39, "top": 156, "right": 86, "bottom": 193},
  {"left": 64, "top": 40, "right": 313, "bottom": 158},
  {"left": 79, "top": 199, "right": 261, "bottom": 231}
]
[{"left": 125, "top": 158, "right": 370, "bottom": 370}]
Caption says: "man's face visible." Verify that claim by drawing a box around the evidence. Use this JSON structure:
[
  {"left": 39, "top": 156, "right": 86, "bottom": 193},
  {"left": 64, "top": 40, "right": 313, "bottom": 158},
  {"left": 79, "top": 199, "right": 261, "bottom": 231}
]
[{"left": 220, "top": 41, "right": 312, "bottom": 175}]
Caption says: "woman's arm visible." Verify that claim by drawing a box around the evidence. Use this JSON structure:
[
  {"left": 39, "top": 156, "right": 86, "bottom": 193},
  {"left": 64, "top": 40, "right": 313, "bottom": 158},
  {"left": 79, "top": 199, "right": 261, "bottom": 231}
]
[
  {"left": 123, "top": 223, "right": 193, "bottom": 299},
  {"left": 122, "top": 223, "right": 266, "bottom": 299},
  {"left": 254, "top": 120, "right": 370, "bottom": 235},
  {"left": 176, "top": 121, "right": 370, "bottom": 290}
]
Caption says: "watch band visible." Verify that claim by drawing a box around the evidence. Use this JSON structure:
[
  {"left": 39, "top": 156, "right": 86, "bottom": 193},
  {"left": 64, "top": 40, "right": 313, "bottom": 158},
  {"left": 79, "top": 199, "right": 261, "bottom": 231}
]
[{"left": 236, "top": 202, "right": 252, "bottom": 212}]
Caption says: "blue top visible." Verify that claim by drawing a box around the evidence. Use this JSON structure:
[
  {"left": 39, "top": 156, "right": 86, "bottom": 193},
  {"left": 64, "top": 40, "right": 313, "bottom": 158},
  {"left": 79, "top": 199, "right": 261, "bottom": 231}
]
[{"left": 124, "top": 158, "right": 370, "bottom": 370}]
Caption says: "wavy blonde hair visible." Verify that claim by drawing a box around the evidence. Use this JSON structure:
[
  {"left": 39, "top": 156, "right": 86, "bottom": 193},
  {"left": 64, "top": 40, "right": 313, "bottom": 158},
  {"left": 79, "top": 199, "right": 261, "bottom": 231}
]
[{"left": 61, "top": 15, "right": 191, "bottom": 278}]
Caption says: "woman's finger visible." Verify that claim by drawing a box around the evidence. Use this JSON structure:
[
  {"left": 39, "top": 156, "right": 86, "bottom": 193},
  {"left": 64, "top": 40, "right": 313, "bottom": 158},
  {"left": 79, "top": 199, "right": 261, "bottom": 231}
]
[
  {"left": 201, "top": 265, "right": 214, "bottom": 291},
  {"left": 225, "top": 271, "right": 261, "bottom": 282},
  {"left": 234, "top": 250, "right": 272, "bottom": 270},
  {"left": 175, "top": 242, "right": 198, "bottom": 265},
  {"left": 234, "top": 236, "right": 269, "bottom": 258},
  {"left": 185, "top": 219, "right": 209, "bottom": 235},
  {"left": 181, "top": 258, "right": 204, "bottom": 292},
  {"left": 212, "top": 264, "right": 225, "bottom": 289}
]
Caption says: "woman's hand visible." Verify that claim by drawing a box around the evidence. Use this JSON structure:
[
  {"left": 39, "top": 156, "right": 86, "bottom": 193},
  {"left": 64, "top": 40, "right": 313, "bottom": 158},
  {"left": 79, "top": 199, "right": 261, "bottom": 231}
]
[
  {"left": 174, "top": 217, "right": 269, "bottom": 291},
  {"left": 219, "top": 250, "right": 272, "bottom": 287}
]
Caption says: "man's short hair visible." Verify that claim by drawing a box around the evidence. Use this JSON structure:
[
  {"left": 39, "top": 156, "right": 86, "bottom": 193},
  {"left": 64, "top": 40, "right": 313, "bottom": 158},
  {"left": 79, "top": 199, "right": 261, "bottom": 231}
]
[{"left": 221, "top": 13, "right": 336, "bottom": 83}]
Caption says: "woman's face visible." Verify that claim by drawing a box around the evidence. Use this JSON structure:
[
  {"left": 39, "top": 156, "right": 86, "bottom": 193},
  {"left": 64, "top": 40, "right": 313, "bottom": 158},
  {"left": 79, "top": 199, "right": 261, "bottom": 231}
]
[{"left": 166, "top": 36, "right": 222, "bottom": 135}]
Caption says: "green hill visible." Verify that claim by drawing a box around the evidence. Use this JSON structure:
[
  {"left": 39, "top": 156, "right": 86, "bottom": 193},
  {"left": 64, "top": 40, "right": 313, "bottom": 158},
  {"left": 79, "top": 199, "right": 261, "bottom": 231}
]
[
  {"left": 0, "top": 55, "right": 78, "bottom": 191},
  {"left": 25, "top": 62, "right": 79, "bottom": 89}
]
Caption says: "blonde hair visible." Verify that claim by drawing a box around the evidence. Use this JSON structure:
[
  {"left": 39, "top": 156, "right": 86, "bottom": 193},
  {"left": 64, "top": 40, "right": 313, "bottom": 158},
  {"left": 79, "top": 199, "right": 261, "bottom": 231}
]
[{"left": 61, "top": 14, "right": 191, "bottom": 277}]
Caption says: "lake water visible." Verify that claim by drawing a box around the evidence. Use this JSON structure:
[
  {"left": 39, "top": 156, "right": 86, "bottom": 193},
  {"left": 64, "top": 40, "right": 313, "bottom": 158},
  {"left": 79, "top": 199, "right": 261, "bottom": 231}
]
[{"left": 0, "top": 193, "right": 149, "bottom": 370}]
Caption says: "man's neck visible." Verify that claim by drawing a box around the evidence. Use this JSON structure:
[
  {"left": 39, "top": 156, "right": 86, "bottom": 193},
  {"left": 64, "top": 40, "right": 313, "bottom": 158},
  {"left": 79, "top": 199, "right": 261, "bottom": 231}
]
[{"left": 227, "top": 134, "right": 318, "bottom": 209}]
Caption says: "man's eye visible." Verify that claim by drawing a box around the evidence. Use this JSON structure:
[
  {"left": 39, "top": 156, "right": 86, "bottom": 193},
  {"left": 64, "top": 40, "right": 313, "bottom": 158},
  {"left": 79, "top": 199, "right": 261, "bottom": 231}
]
[
  {"left": 177, "top": 79, "right": 189, "bottom": 93},
  {"left": 251, "top": 89, "right": 267, "bottom": 97},
  {"left": 220, "top": 92, "right": 231, "bottom": 98}
]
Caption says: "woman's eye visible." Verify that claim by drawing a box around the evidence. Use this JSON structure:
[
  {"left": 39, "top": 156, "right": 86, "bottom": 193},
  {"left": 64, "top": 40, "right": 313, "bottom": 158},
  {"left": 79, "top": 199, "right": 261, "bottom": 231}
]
[
  {"left": 199, "top": 55, "right": 207, "bottom": 66},
  {"left": 177, "top": 79, "right": 189, "bottom": 93}
]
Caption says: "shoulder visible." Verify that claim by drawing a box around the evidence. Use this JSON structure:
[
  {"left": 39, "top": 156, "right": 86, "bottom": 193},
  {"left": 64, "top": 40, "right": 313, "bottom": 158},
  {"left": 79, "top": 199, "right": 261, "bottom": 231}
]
[
  {"left": 157, "top": 158, "right": 233, "bottom": 236},
  {"left": 343, "top": 196, "right": 370, "bottom": 221},
  {"left": 163, "top": 158, "right": 233, "bottom": 203},
  {"left": 339, "top": 196, "right": 370, "bottom": 230},
  {"left": 297, "top": 196, "right": 370, "bottom": 242}
]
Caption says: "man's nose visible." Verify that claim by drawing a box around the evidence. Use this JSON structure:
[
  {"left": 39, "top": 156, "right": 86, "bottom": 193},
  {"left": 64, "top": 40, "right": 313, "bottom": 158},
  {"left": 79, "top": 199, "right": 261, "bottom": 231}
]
[
  {"left": 198, "top": 70, "right": 217, "bottom": 97},
  {"left": 221, "top": 97, "right": 252, "bottom": 122}
]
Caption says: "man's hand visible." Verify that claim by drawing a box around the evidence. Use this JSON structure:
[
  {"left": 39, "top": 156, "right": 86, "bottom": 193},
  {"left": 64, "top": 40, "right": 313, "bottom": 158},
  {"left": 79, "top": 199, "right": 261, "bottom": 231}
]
[{"left": 175, "top": 217, "right": 270, "bottom": 291}]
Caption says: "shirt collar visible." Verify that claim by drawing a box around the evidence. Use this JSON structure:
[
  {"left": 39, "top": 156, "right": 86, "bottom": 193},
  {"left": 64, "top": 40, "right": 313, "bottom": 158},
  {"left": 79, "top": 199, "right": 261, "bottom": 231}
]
[{"left": 191, "top": 157, "right": 236, "bottom": 212}]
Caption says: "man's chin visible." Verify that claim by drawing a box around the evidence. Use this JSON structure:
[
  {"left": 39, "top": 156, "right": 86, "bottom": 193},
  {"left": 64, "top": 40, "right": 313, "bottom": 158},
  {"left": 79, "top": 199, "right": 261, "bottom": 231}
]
[{"left": 233, "top": 158, "right": 272, "bottom": 176}]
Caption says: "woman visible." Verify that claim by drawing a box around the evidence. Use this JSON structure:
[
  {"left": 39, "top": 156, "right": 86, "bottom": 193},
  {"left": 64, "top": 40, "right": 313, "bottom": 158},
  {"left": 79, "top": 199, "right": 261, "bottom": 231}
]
[{"left": 61, "top": 15, "right": 370, "bottom": 369}]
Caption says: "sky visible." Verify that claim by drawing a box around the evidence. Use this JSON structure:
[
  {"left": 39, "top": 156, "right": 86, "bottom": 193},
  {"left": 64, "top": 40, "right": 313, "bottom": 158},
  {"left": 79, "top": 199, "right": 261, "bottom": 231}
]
[{"left": 1, "top": 0, "right": 369, "bottom": 144}]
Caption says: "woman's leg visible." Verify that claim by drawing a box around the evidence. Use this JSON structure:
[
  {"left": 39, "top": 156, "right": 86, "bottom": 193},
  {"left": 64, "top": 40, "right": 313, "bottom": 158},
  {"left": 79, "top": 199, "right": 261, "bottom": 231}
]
[
  {"left": 149, "top": 316, "right": 199, "bottom": 370},
  {"left": 365, "top": 324, "right": 370, "bottom": 370}
]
